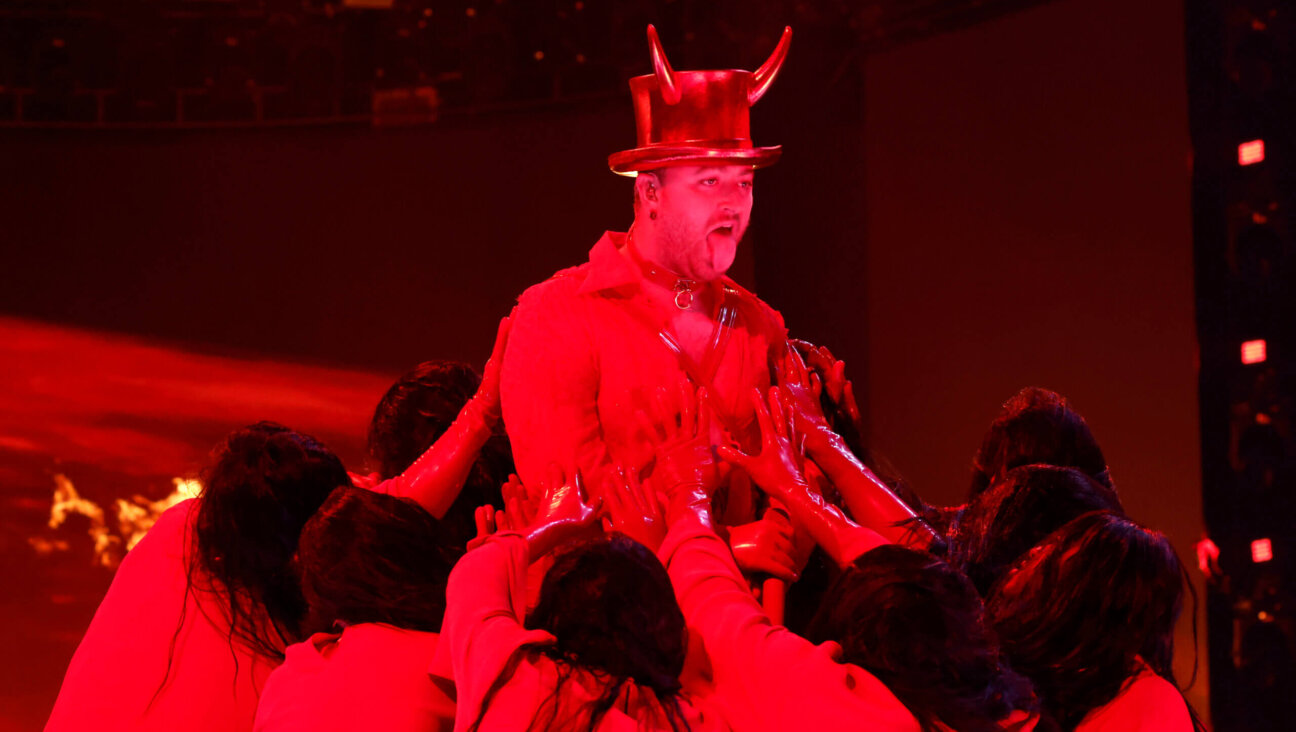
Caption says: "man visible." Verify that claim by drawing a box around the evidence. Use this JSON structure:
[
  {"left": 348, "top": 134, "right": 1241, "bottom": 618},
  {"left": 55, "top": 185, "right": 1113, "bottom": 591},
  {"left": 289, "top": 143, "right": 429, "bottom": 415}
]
[{"left": 500, "top": 25, "right": 793, "bottom": 527}]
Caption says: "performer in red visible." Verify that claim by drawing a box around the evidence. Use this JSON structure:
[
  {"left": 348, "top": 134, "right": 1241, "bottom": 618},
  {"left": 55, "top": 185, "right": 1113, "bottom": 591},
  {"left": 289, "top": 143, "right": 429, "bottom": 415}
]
[{"left": 500, "top": 25, "right": 794, "bottom": 527}]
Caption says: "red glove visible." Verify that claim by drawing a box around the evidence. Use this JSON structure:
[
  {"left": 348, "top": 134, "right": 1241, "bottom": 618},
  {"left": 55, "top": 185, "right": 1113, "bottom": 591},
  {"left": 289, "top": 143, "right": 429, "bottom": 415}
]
[
  {"left": 602, "top": 464, "right": 668, "bottom": 552},
  {"left": 524, "top": 463, "right": 604, "bottom": 559},
  {"left": 729, "top": 508, "right": 798, "bottom": 582}
]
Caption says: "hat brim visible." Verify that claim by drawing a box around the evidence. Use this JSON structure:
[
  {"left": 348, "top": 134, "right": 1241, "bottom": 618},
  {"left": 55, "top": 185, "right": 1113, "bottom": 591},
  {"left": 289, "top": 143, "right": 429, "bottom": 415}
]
[{"left": 608, "top": 145, "right": 782, "bottom": 176}]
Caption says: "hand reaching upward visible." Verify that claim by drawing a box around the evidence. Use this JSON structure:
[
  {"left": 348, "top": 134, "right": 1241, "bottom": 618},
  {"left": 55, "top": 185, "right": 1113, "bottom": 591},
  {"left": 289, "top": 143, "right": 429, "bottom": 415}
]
[
  {"left": 602, "top": 464, "right": 668, "bottom": 552},
  {"left": 524, "top": 463, "right": 604, "bottom": 559}
]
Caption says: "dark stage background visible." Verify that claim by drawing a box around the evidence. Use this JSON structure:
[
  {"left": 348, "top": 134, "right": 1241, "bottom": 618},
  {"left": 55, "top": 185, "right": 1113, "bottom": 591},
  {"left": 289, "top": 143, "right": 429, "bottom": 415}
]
[{"left": 1, "top": 0, "right": 1206, "bottom": 727}]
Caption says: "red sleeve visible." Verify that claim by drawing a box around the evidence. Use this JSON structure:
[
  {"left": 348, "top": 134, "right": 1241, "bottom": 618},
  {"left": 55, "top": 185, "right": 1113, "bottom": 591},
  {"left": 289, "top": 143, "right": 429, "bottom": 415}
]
[
  {"left": 659, "top": 515, "right": 921, "bottom": 731},
  {"left": 433, "top": 533, "right": 554, "bottom": 726}
]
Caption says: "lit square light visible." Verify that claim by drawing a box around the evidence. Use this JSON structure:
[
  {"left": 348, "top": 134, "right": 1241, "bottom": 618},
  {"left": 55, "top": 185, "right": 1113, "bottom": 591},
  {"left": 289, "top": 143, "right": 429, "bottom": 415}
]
[
  {"left": 1252, "top": 538, "right": 1273, "bottom": 563},
  {"left": 1242, "top": 339, "right": 1267, "bottom": 365},
  {"left": 1239, "top": 139, "right": 1265, "bottom": 166}
]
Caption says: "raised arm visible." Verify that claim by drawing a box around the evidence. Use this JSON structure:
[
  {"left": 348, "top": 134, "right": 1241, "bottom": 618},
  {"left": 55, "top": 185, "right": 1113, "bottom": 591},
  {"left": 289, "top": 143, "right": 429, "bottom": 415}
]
[
  {"left": 372, "top": 314, "right": 510, "bottom": 518},
  {"left": 718, "top": 388, "right": 887, "bottom": 567},
  {"left": 438, "top": 464, "right": 602, "bottom": 727},
  {"left": 656, "top": 419, "right": 918, "bottom": 731},
  {"left": 777, "top": 349, "right": 940, "bottom": 550}
]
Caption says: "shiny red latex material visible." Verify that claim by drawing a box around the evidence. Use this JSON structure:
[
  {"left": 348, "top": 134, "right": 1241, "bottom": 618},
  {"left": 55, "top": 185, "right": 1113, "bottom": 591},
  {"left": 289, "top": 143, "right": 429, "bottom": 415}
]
[{"left": 608, "top": 25, "right": 791, "bottom": 175}]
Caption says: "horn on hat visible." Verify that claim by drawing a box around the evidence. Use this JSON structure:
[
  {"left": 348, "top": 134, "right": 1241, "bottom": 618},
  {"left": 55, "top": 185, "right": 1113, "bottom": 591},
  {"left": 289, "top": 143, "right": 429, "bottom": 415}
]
[
  {"left": 748, "top": 26, "right": 792, "bottom": 105},
  {"left": 647, "top": 25, "right": 682, "bottom": 105}
]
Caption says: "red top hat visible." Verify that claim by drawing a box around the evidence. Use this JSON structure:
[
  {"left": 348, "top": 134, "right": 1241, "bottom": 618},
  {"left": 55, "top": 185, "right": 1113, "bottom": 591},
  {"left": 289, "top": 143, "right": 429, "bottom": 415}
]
[{"left": 608, "top": 25, "right": 792, "bottom": 176}]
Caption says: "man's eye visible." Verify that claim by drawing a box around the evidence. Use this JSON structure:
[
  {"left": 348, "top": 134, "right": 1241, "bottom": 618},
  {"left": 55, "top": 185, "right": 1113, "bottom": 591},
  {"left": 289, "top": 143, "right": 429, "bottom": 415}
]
[
  {"left": 740, "top": 180, "right": 753, "bottom": 189},
  {"left": 701, "top": 178, "right": 718, "bottom": 186}
]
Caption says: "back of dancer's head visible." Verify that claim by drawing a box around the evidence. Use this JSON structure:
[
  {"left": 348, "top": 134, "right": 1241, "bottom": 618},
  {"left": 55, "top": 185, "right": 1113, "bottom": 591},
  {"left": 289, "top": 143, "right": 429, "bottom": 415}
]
[
  {"left": 807, "top": 544, "right": 1036, "bottom": 732},
  {"left": 951, "top": 464, "right": 1124, "bottom": 596},
  {"left": 368, "top": 360, "right": 481, "bottom": 478},
  {"left": 366, "top": 360, "right": 511, "bottom": 548},
  {"left": 970, "top": 387, "right": 1112, "bottom": 499},
  {"left": 193, "top": 422, "right": 349, "bottom": 660},
  {"left": 297, "top": 486, "right": 458, "bottom": 636},
  {"left": 527, "top": 535, "right": 687, "bottom": 691},
  {"left": 987, "top": 511, "right": 1189, "bottom": 729},
  {"left": 470, "top": 535, "right": 689, "bottom": 732}
]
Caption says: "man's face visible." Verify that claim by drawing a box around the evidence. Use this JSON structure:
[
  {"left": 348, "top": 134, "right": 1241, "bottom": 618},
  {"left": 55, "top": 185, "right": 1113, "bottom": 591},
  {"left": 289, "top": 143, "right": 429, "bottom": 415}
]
[{"left": 652, "top": 165, "right": 754, "bottom": 282}]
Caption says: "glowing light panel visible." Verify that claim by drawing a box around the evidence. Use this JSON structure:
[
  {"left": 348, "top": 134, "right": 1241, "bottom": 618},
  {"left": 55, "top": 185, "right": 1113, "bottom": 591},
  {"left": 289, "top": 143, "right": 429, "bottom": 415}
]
[
  {"left": 1195, "top": 537, "right": 1220, "bottom": 576},
  {"left": 1242, "top": 339, "right": 1267, "bottom": 365},
  {"left": 1239, "top": 139, "right": 1265, "bottom": 166},
  {"left": 1252, "top": 538, "right": 1273, "bottom": 563}
]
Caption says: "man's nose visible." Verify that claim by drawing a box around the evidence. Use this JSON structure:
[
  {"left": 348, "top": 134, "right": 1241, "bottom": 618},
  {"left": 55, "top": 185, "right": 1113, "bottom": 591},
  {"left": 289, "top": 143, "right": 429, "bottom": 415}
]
[{"left": 718, "top": 182, "right": 744, "bottom": 211}]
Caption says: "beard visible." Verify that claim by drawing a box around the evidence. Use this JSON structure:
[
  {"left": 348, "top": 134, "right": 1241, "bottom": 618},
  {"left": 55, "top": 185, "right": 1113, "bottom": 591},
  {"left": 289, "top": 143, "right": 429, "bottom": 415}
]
[{"left": 657, "top": 215, "right": 744, "bottom": 282}]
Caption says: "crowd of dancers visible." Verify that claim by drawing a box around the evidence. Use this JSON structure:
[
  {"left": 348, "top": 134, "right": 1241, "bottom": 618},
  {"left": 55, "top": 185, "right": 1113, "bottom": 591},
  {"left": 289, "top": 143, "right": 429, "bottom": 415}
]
[
  {"left": 44, "top": 319, "right": 1204, "bottom": 732},
  {"left": 43, "top": 25, "right": 1205, "bottom": 731}
]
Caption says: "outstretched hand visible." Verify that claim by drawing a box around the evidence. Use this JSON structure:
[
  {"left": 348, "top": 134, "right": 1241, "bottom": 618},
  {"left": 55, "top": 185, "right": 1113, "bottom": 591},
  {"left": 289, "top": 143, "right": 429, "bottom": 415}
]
[
  {"left": 777, "top": 344, "right": 831, "bottom": 438},
  {"left": 602, "top": 465, "right": 667, "bottom": 552},
  {"left": 525, "top": 463, "right": 603, "bottom": 559},
  {"left": 636, "top": 381, "right": 724, "bottom": 513},
  {"left": 501, "top": 473, "right": 537, "bottom": 532},
  {"left": 465, "top": 472, "right": 544, "bottom": 550},
  {"left": 467, "top": 503, "right": 506, "bottom": 551},
  {"left": 790, "top": 339, "right": 864, "bottom": 448},
  {"left": 717, "top": 388, "right": 810, "bottom": 506},
  {"left": 729, "top": 508, "right": 798, "bottom": 582},
  {"left": 471, "top": 309, "right": 515, "bottom": 425}
]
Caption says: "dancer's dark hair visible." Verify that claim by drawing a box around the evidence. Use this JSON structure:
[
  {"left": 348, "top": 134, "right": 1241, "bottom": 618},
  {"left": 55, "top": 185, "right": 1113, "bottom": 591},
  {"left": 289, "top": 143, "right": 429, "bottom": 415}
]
[
  {"left": 807, "top": 544, "right": 1037, "bottom": 732},
  {"left": 950, "top": 464, "right": 1124, "bottom": 596},
  {"left": 366, "top": 359, "right": 510, "bottom": 549},
  {"left": 987, "top": 512, "right": 1205, "bottom": 731},
  {"left": 187, "top": 422, "right": 348, "bottom": 663},
  {"left": 969, "top": 387, "right": 1112, "bottom": 499},
  {"left": 470, "top": 535, "right": 690, "bottom": 732},
  {"left": 297, "top": 486, "right": 458, "bottom": 635}
]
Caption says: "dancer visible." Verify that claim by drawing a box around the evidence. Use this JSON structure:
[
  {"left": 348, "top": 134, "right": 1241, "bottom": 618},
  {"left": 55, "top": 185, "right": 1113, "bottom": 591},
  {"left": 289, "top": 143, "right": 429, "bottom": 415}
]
[
  {"left": 363, "top": 356, "right": 513, "bottom": 551},
  {"left": 987, "top": 512, "right": 1204, "bottom": 730},
  {"left": 254, "top": 486, "right": 459, "bottom": 731},
  {"left": 949, "top": 464, "right": 1123, "bottom": 596},
  {"left": 46, "top": 424, "right": 349, "bottom": 732},
  {"left": 653, "top": 389, "right": 1037, "bottom": 730},
  {"left": 438, "top": 465, "right": 728, "bottom": 731}
]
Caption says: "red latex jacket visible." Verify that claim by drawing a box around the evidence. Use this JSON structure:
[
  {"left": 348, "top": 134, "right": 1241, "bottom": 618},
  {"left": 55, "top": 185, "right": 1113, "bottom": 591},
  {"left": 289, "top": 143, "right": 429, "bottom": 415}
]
[{"left": 500, "top": 231, "right": 787, "bottom": 512}]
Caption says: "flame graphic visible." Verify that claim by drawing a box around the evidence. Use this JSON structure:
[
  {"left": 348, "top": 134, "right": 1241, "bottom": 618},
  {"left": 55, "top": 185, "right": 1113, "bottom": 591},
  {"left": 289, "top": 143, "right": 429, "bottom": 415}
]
[
  {"left": 41, "top": 474, "right": 202, "bottom": 568},
  {"left": 115, "top": 478, "right": 202, "bottom": 552},
  {"left": 47, "top": 473, "right": 119, "bottom": 568},
  {"left": 28, "top": 536, "right": 70, "bottom": 555}
]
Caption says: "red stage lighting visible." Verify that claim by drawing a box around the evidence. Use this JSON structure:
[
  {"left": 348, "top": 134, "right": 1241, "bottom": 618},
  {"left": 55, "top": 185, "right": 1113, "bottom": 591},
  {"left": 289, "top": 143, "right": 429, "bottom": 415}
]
[
  {"left": 1196, "top": 537, "right": 1220, "bottom": 577},
  {"left": 1239, "top": 139, "right": 1265, "bottom": 165},
  {"left": 1252, "top": 538, "right": 1273, "bottom": 563},
  {"left": 1242, "top": 339, "right": 1267, "bottom": 364}
]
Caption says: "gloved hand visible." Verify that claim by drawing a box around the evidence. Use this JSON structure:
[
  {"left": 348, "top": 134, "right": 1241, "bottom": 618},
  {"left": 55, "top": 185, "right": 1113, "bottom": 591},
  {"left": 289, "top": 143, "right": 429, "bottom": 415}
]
[
  {"left": 524, "top": 463, "right": 604, "bottom": 559},
  {"left": 602, "top": 464, "right": 668, "bottom": 552},
  {"left": 729, "top": 508, "right": 798, "bottom": 582}
]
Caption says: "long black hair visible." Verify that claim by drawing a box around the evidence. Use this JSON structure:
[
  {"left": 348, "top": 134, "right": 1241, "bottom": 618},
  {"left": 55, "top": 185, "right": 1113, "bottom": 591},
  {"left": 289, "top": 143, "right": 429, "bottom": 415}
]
[
  {"left": 470, "top": 535, "right": 691, "bottom": 732},
  {"left": 366, "top": 359, "right": 511, "bottom": 550},
  {"left": 969, "top": 387, "right": 1112, "bottom": 499},
  {"left": 986, "top": 512, "right": 1205, "bottom": 730},
  {"left": 296, "top": 486, "right": 458, "bottom": 635},
  {"left": 806, "top": 544, "right": 1037, "bottom": 732},
  {"left": 187, "top": 422, "right": 349, "bottom": 662},
  {"left": 950, "top": 464, "right": 1124, "bottom": 596}
]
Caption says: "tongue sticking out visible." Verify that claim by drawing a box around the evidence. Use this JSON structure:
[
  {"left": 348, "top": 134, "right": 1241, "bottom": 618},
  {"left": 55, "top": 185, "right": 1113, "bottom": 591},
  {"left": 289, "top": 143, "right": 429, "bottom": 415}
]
[{"left": 707, "top": 226, "right": 738, "bottom": 273}]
